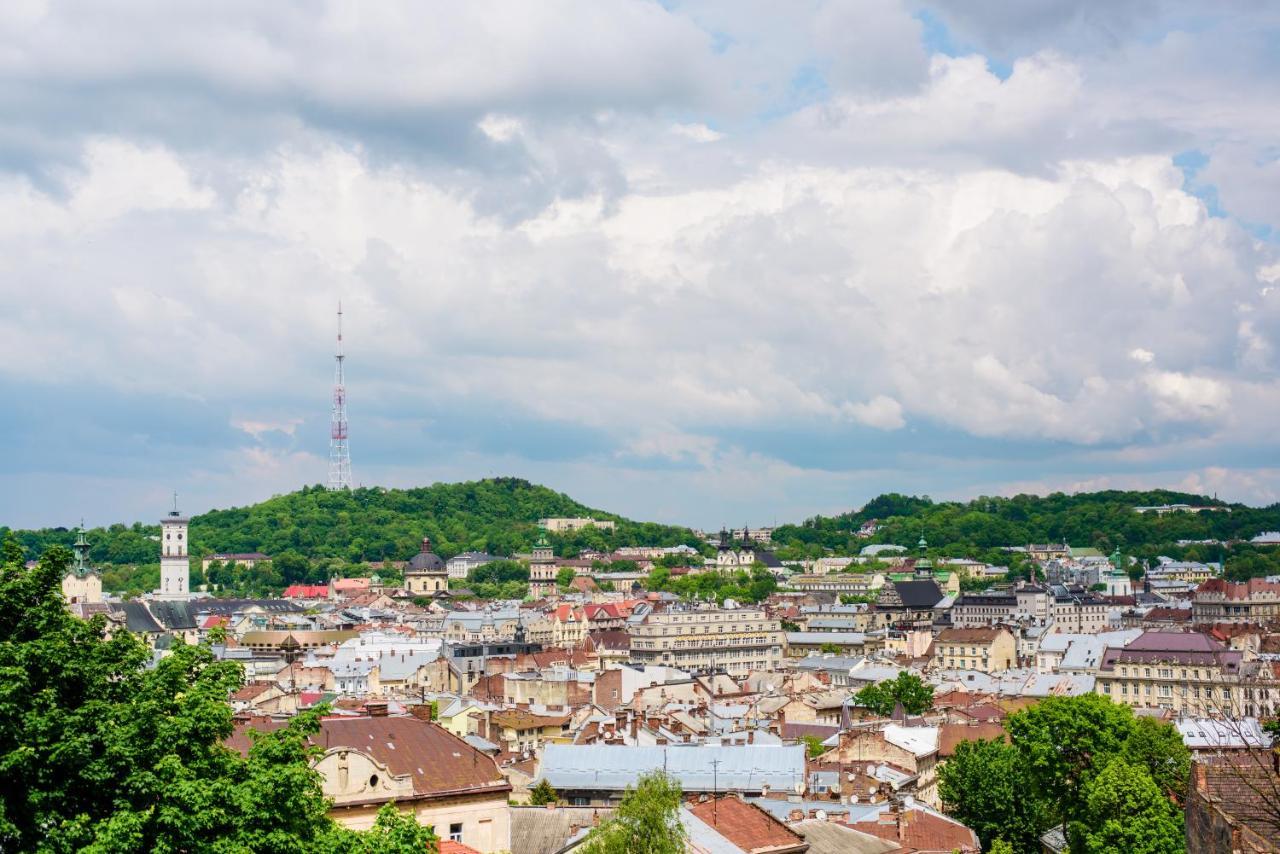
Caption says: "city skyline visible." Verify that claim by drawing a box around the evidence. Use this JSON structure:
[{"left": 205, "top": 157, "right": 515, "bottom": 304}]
[{"left": 3, "top": 2, "right": 1279, "bottom": 529}]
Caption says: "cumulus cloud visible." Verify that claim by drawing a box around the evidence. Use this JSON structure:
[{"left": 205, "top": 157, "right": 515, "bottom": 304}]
[{"left": 1, "top": 0, "right": 1278, "bottom": 527}]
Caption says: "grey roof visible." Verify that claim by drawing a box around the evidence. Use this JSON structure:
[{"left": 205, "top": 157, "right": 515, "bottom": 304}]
[
  {"left": 112, "top": 601, "right": 162, "bottom": 633},
  {"left": 509, "top": 806, "right": 615, "bottom": 854},
  {"left": 891, "top": 580, "right": 944, "bottom": 609},
  {"left": 196, "top": 599, "right": 303, "bottom": 615},
  {"left": 792, "top": 818, "right": 900, "bottom": 854},
  {"left": 538, "top": 744, "right": 804, "bottom": 793},
  {"left": 786, "top": 632, "right": 869, "bottom": 646},
  {"left": 148, "top": 600, "right": 198, "bottom": 630}
]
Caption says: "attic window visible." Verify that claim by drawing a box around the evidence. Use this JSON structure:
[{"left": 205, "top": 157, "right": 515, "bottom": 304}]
[{"left": 369, "top": 775, "right": 379, "bottom": 787}]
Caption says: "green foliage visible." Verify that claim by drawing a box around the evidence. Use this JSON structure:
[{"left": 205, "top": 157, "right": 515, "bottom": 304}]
[
  {"left": 801, "top": 735, "right": 827, "bottom": 759},
  {"left": 577, "top": 771, "right": 686, "bottom": 854},
  {"left": 646, "top": 565, "right": 777, "bottom": 604},
  {"left": 1122, "top": 716, "right": 1192, "bottom": 804},
  {"left": 987, "top": 840, "right": 1016, "bottom": 854},
  {"left": 556, "top": 566, "right": 576, "bottom": 589},
  {"left": 819, "top": 642, "right": 842, "bottom": 654},
  {"left": 471, "top": 559, "right": 529, "bottom": 585},
  {"left": 0, "top": 545, "right": 437, "bottom": 853},
  {"left": 941, "top": 694, "right": 1190, "bottom": 854},
  {"left": 1069, "top": 758, "right": 1184, "bottom": 854},
  {"left": 5, "top": 478, "right": 699, "bottom": 593},
  {"left": 529, "top": 779, "right": 558, "bottom": 806},
  {"left": 770, "top": 489, "right": 1280, "bottom": 556},
  {"left": 852, "top": 672, "right": 934, "bottom": 716},
  {"left": 324, "top": 802, "right": 440, "bottom": 853},
  {"left": 938, "top": 738, "right": 1046, "bottom": 854}
]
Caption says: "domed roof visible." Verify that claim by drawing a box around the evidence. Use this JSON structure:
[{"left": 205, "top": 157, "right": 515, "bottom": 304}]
[{"left": 408, "top": 537, "right": 445, "bottom": 572}]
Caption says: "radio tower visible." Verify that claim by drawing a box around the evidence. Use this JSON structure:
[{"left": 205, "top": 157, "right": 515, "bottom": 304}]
[{"left": 328, "top": 303, "right": 352, "bottom": 490}]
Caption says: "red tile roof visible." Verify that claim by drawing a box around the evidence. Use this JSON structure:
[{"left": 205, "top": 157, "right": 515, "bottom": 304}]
[
  {"left": 938, "top": 722, "right": 1007, "bottom": 758},
  {"left": 438, "top": 841, "right": 482, "bottom": 854},
  {"left": 849, "top": 807, "right": 980, "bottom": 852},
  {"left": 687, "top": 796, "right": 808, "bottom": 853}
]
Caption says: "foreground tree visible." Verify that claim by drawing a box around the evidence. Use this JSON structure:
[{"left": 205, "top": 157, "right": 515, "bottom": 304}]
[
  {"left": 938, "top": 738, "right": 1046, "bottom": 854},
  {"left": 1070, "top": 758, "right": 1184, "bottom": 854},
  {"left": 942, "top": 694, "right": 1190, "bottom": 854},
  {"left": 577, "top": 771, "right": 686, "bottom": 854},
  {"left": 0, "top": 544, "right": 435, "bottom": 853},
  {"left": 853, "top": 671, "right": 934, "bottom": 715}
]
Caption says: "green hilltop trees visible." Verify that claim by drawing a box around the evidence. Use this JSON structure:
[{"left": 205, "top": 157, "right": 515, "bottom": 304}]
[
  {"left": 0, "top": 539, "right": 436, "bottom": 853},
  {"left": 938, "top": 694, "right": 1190, "bottom": 854}
]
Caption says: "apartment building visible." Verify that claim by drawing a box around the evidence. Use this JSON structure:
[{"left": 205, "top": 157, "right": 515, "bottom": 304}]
[
  {"left": 1192, "top": 577, "right": 1280, "bottom": 623},
  {"left": 1095, "top": 630, "right": 1246, "bottom": 715},
  {"left": 932, "top": 627, "right": 1017, "bottom": 672},
  {"left": 539, "top": 517, "right": 616, "bottom": 533},
  {"left": 628, "top": 607, "right": 784, "bottom": 676},
  {"left": 950, "top": 592, "right": 1018, "bottom": 628}
]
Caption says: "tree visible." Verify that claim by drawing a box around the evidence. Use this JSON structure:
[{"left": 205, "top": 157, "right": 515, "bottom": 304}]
[
  {"left": 801, "top": 735, "right": 827, "bottom": 759},
  {"left": 1070, "top": 758, "right": 1184, "bottom": 854},
  {"left": 1122, "top": 715, "right": 1192, "bottom": 805},
  {"left": 819, "top": 642, "right": 842, "bottom": 654},
  {"left": 529, "top": 779, "right": 558, "bottom": 806},
  {"left": 1006, "top": 693, "right": 1135, "bottom": 838},
  {"left": 556, "top": 566, "right": 576, "bottom": 589},
  {"left": 325, "top": 802, "right": 440, "bottom": 853},
  {"left": 987, "top": 841, "right": 1016, "bottom": 854},
  {"left": 577, "top": 771, "right": 686, "bottom": 854},
  {"left": 938, "top": 737, "right": 1046, "bottom": 854},
  {"left": 0, "top": 546, "right": 437, "bottom": 853},
  {"left": 853, "top": 671, "right": 934, "bottom": 716}
]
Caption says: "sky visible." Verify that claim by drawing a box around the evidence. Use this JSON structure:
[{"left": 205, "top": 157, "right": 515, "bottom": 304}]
[{"left": 2, "top": 0, "right": 1279, "bottom": 530}]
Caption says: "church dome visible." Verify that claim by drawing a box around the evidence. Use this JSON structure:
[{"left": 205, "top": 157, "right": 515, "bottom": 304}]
[{"left": 408, "top": 537, "right": 445, "bottom": 572}]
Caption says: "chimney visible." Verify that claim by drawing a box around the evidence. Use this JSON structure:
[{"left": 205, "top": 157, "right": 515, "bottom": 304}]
[
  {"left": 409, "top": 704, "right": 434, "bottom": 722},
  {"left": 747, "top": 730, "right": 754, "bottom": 744},
  {"left": 366, "top": 701, "right": 389, "bottom": 717}
]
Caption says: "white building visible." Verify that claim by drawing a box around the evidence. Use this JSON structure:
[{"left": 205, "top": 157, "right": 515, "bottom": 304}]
[{"left": 156, "top": 499, "right": 190, "bottom": 600}]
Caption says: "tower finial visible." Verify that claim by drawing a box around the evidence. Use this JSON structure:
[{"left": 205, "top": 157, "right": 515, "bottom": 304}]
[{"left": 171, "top": 491, "right": 179, "bottom": 516}]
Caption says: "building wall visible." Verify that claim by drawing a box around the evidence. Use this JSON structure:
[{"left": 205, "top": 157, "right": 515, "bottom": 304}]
[{"left": 628, "top": 609, "right": 784, "bottom": 677}]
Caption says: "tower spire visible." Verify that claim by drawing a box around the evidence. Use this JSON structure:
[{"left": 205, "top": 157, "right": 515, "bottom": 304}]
[{"left": 328, "top": 302, "right": 352, "bottom": 490}]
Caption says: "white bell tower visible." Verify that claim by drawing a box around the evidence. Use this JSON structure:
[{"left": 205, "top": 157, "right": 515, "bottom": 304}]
[{"left": 156, "top": 493, "right": 190, "bottom": 600}]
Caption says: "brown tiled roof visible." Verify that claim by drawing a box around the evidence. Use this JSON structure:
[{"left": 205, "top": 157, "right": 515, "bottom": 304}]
[
  {"left": 849, "top": 807, "right": 980, "bottom": 852},
  {"left": 687, "top": 796, "right": 809, "bottom": 853},
  {"left": 228, "top": 715, "right": 509, "bottom": 799},
  {"left": 938, "top": 722, "right": 1007, "bottom": 758},
  {"left": 1195, "top": 756, "right": 1280, "bottom": 846},
  {"left": 935, "top": 627, "right": 1008, "bottom": 643},
  {"left": 229, "top": 682, "right": 274, "bottom": 702},
  {"left": 491, "top": 709, "right": 571, "bottom": 731},
  {"left": 1142, "top": 607, "right": 1193, "bottom": 622}
]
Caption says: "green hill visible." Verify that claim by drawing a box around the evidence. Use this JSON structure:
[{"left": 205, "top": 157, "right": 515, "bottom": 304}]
[
  {"left": 3, "top": 478, "right": 700, "bottom": 594},
  {"left": 772, "top": 489, "right": 1280, "bottom": 565}
]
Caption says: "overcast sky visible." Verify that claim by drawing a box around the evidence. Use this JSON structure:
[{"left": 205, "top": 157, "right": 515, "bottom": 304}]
[{"left": 2, "top": 1, "right": 1279, "bottom": 529}]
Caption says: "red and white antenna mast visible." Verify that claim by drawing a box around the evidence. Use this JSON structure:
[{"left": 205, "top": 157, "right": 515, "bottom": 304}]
[{"left": 328, "top": 302, "right": 352, "bottom": 490}]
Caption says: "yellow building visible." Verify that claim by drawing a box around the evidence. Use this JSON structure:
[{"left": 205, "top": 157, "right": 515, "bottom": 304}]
[{"left": 932, "top": 627, "right": 1017, "bottom": 672}]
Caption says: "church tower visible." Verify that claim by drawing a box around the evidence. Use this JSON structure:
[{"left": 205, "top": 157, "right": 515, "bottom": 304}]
[{"left": 157, "top": 494, "right": 190, "bottom": 600}]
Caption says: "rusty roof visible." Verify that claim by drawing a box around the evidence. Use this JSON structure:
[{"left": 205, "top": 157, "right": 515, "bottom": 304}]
[
  {"left": 228, "top": 714, "right": 509, "bottom": 799},
  {"left": 687, "top": 796, "right": 808, "bottom": 854}
]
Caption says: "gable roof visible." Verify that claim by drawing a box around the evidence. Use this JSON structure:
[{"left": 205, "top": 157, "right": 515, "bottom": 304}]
[
  {"left": 229, "top": 715, "right": 509, "bottom": 799},
  {"left": 891, "top": 580, "right": 944, "bottom": 609},
  {"left": 685, "top": 796, "right": 807, "bottom": 853}
]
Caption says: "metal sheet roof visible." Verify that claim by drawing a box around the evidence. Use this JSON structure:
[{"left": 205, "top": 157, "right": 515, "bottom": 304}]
[{"left": 539, "top": 744, "right": 805, "bottom": 793}]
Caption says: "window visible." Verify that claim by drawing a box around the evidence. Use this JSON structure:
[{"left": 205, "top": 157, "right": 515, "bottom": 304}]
[{"left": 449, "top": 823, "right": 463, "bottom": 842}]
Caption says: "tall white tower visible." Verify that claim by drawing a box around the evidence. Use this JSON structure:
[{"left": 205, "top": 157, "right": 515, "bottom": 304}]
[
  {"left": 328, "top": 303, "right": 352, "bottom": 490},
  {"left": 157, "top": 493, "right": 190, "bottom": 600}
]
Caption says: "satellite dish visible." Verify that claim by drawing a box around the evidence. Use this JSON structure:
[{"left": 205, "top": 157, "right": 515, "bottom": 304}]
[{"left": 815, "top": 809, "right": 827, "bottom": 821}]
